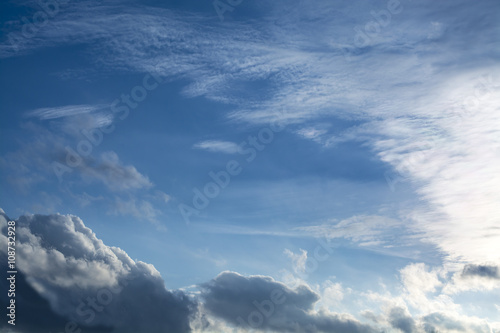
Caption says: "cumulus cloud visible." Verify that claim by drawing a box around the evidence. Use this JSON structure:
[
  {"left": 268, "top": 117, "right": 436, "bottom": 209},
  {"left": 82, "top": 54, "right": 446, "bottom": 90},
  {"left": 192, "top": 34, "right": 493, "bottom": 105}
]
[
  {"left": 0, "top": 211, "right": 195, "bottom": 333},
  {"left": 361, "top": 261, "right": 500, "bottom": 332},
  {"left": 442, "top": 264, "right": 500, "bottom": 295},
  {"left": 320, "top": 280, "right": 347, "bottom": 310},
  {"left": 200, "top": 271, "right": 375, "bottom": 333},
  {"left": 398, "top": 263, "right": 461, "bottom": 315},
  {"left": 421, "top": 312, "right": 493, "bottom": 333},
  {"left": 284, "top": 248, "right": 308, "bottom": 274},
  {"left": 388, "top": 307, "right": 418, "bottom": 333}
]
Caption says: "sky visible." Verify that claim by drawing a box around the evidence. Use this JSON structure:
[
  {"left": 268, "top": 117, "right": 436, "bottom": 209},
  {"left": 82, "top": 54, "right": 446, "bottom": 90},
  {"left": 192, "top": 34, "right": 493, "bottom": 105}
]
[{"left": 0, "top": 0, "right": 499, "bottom": 332}]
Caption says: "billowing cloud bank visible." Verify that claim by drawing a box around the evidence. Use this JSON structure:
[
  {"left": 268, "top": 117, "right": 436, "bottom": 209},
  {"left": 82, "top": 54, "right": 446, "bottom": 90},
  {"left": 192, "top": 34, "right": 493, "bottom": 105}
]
[
  {"left": 200, "top": 271, "right": 375, "bottom": 333},
  {"left": 0, "top": 210, "right": 195, "bottom": 333},
  {"left": 1, "top": 210, "right": 499, "bottom": 333}
]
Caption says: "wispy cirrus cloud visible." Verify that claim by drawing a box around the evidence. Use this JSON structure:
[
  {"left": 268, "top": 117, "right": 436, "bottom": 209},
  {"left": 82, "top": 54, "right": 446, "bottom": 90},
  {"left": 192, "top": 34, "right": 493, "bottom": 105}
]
[
  {"left": 110, "top": 196, "right": 165, "bottom": 230},
  {"left": 79, "top": 151, "right": 153, "bottom": 191},
  {"left": 294, "top": 215, "right": 404, "bottom": 247},
  {"left": 198, "top": 215, "right": 407, "bottom": 248},
  {"left": 0, "top": 120, "right": 160, "bottom": 226},
  {"left": 2, "top": 0, "right": 499, "bottom": 275},
  {"left": 25, "top": 104, "right": 109, "bottom": 120},
  {"left": 193, "top": 140, "right": 241, "bottom": 154}
]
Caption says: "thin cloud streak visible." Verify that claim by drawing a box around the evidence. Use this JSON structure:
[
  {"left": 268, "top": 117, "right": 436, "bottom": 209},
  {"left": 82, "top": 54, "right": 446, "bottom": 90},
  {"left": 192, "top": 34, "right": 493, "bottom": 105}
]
[
  {"left": 193, "top": 140, "right": 241, "bottom": 154},
  {"left": 25, "top": 104, "right": 109, "bottom": 120}
]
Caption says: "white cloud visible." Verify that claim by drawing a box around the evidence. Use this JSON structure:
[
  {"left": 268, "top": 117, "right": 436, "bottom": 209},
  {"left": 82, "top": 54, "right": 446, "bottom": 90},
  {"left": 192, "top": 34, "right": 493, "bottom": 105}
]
[
  {"left": 399, "top": 263, "right": 456, "bottom": 315},
  {"left": 25, "top": 104, "right": 109, "bottom": 120},
  {"left": 294, "top": 215, "right": 403, "bottom": 247},
  {"left": 296, "top": 127, "right": 328, "bottom": 142},
  {"left": 359, "top": 262, "right": 499, "bottom": 332},
  {"left": 320, "top": 280, "right": 347, "bottom": 310},
  {"left": 284, "top": 248, "right": 308, "bottom": 274},
  {"left": 193, "top": 140, "right": 241, "bottom": 154},
  {"left": 370, "top": 69, "right": 500, "bottom": 264},
  {"left": 442, "top": 264, "right": 500, "bottom": 295}
]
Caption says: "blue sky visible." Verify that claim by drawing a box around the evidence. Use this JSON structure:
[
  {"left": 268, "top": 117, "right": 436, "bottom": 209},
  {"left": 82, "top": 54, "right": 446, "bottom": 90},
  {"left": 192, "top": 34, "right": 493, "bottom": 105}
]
[{"left": 0, "top": 0, "right": 499, "bottom": 332}]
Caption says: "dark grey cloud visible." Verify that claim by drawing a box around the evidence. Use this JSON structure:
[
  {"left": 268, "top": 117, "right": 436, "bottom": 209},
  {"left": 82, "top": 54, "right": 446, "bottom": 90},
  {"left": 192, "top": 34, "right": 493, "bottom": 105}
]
[
  {"left": 461, "top": 264, "right": 500, "bottom": 280},
  {"left": 0, "top": 254, "right": 113, "bottom": 333},
  {"left": 200, "top": 271, "right": 375, "bottom": 333},
  {"left": 0, "top": 210, "right": 195, "bottom": 333},
  {"left": 387, "top": 309, "right": 493, "bottom": 333},
  {"left": 79, "top": 151, "right": 153, "bottom": 191},
  {"left": 422, "top": 313, "right": 465, "bottom": 333},
  {"left": 388, "top": 307, "right": 417, "bottom": 333}
]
